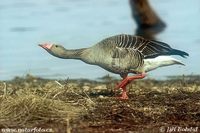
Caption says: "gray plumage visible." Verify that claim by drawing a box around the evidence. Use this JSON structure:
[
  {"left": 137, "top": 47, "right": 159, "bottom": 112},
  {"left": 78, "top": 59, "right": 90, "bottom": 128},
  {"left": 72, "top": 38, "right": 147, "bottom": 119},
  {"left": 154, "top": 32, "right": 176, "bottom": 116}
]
[{"left": 40, "top": 34, "right": 189, "bottom": 77}]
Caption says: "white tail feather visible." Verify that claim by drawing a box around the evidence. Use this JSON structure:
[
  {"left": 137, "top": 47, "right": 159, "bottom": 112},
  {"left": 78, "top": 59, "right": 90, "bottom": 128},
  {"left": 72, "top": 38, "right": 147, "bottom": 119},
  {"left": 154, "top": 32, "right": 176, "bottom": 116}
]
[{"left": 143, "top": 56, "right": 184, "bottom": 72}]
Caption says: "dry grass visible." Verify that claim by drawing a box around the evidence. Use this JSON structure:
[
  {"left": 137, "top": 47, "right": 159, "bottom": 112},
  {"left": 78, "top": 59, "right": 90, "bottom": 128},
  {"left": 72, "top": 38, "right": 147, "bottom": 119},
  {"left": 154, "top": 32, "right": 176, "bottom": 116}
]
[
  {"left": 0, "top": 75, "right": 91, "bottom": 132},
  {"left": 0, "top": 74, "right": 200, "bottom": 133}
]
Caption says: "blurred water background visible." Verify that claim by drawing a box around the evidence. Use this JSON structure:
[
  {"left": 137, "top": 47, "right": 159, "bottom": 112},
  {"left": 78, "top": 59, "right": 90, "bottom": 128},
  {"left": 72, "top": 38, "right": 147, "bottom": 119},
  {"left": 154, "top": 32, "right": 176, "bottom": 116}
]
[{"left": 0, "top": 0, "right": 200, "bottom": 80}]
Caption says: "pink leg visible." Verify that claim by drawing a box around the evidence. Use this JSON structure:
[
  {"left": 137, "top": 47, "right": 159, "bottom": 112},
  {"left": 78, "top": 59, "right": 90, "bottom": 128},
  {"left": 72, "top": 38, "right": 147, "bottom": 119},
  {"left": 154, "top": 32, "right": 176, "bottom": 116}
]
[
  {"left": 115, "top": 73, "right": 146, "bottom": 100},
  {"left": 117, "top": 86, "right": 129, "bottom": 100}
]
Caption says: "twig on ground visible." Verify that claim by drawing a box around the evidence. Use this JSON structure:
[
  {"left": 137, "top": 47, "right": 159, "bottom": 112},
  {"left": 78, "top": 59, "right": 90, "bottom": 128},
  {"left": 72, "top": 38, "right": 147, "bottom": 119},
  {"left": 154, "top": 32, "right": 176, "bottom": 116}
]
[
  {"left": 3, "top": 82, "right": 7, "bottom": 96},
  {"left": 55, "top": 80, "right": 64, "bottom": 88}
]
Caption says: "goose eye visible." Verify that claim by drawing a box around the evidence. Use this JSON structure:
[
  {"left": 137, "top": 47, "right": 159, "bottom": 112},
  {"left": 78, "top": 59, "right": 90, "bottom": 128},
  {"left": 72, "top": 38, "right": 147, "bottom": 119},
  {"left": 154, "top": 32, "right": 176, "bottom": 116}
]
[{"left": 55, "top": 45, "right": 58, "bottom": 48}]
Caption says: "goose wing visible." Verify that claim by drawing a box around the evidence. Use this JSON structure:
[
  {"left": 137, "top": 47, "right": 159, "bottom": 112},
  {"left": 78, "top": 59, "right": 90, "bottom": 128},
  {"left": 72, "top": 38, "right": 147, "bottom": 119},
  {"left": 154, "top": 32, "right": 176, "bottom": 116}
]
[{"left": 112, "top": 34, "right": 188, "bottom": 59}]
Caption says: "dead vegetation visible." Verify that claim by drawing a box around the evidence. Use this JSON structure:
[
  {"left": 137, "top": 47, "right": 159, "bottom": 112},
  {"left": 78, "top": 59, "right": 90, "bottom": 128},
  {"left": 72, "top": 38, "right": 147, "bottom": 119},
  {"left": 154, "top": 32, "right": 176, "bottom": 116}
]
[{"left": 0, "top": 74, "right": 200, "bottom": 133}]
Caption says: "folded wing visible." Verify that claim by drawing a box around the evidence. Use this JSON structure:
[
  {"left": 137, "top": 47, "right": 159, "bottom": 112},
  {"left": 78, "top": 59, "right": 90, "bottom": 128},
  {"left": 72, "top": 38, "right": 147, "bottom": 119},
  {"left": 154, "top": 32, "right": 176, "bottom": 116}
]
[{"left": 113, "top": 34, "right": 189, "bottom": 59}]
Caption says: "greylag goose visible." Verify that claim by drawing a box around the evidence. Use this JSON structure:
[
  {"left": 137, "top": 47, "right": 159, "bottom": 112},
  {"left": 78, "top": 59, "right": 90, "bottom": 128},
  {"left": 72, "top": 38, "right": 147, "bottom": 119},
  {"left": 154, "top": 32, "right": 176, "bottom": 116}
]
[{"left": 39, "top": 34, "right": 189, "bottom": 99}]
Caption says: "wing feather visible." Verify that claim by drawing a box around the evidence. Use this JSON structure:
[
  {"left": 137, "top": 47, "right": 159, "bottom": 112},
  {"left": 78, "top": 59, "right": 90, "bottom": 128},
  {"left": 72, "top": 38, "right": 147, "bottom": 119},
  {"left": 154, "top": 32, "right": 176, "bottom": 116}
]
[{"left": 113, "top": 34, "right": 176, "bottom": 58}]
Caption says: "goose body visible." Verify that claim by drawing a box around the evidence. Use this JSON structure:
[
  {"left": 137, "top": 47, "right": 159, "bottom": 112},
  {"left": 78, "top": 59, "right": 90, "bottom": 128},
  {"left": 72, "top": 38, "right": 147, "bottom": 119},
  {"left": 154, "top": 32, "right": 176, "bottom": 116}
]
[
  {"left": 63, "top": 34, "right": 187, "bottom": 76},
  {"left": 39, "top": 34, "right": 189, "bottom": 99}
]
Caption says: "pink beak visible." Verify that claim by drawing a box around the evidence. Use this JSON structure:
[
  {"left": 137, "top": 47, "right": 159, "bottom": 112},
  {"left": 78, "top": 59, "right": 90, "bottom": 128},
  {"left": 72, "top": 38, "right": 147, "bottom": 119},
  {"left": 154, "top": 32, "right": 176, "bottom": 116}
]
[{"left": 38, "top": 43, "right": 53, "bottom": 50}]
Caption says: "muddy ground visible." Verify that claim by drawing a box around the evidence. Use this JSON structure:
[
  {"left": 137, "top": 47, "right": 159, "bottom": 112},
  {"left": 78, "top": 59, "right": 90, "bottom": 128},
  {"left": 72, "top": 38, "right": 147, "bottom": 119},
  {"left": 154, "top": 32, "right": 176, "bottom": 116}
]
[{"left": 0, "top": 74, "right": 200, "bottom": 133}]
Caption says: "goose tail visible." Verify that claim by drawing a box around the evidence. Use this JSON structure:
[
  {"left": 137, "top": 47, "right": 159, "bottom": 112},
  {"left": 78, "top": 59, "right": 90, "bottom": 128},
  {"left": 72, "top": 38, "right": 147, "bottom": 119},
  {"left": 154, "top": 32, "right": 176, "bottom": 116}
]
[{"left": 144, "top": 56, "right": 185, "bottom": 72}]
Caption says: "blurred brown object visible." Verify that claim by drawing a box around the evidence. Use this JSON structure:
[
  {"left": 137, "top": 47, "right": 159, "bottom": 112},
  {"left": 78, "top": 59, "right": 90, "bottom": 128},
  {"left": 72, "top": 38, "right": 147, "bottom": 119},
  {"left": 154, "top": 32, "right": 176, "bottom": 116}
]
[{"left": 130, "top": 0, "right": 166, "bottom": 39}]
